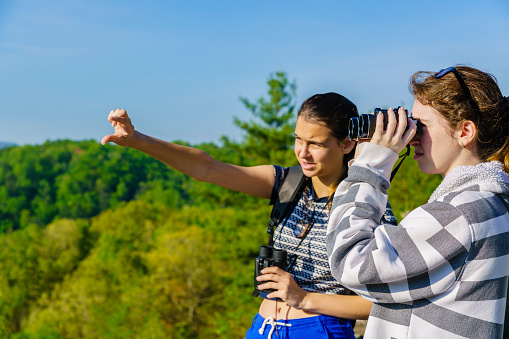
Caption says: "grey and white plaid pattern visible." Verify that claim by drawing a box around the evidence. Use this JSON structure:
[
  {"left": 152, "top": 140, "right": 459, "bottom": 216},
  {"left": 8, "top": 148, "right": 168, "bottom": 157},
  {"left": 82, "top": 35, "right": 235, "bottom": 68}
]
[{"left": 326, "top": 143, "right": 509, "bottom": 339}]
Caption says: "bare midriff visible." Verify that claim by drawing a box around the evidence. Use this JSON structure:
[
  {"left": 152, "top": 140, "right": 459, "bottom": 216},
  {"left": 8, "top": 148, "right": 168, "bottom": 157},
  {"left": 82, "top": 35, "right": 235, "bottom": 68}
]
[{"left": 258, "top": 298, "right": 319, "bottom": 319}]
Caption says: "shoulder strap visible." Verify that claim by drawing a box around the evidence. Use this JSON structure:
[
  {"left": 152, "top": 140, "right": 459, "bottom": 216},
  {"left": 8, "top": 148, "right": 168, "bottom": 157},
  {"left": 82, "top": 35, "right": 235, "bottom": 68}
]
[{"left": 267, "top": 165, "right": 307, "bottom": 246}]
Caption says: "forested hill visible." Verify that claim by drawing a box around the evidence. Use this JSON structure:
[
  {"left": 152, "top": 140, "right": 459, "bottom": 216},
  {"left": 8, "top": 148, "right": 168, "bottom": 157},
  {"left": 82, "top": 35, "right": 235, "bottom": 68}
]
[
  {"left": 0, "top": 139, "right": 178, "bottom": 232},
  {"left": 0, "top": 137, "right": 280, "bottom": 233}
]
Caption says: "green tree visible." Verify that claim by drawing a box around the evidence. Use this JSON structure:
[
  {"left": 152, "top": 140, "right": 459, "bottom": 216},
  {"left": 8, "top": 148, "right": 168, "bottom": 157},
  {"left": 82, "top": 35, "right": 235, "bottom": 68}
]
[
  {"left": 221, "top": 71, "right": 298, "bottom": 166},
  {"left": 0, "top": 224, "right": 43, "bottom": 334},
  {"left": 21, "top": 201, "right": 161, "bottom": 338},
  {"left": 0, "top": 218, "right": 92, "bottom": 337}
]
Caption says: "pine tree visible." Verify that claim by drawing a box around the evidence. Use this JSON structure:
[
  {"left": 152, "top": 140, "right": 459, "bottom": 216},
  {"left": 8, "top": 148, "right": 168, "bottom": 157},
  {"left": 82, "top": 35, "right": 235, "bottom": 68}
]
[{"left": 221, "top": 71, "right": 298, "bottom": 166}]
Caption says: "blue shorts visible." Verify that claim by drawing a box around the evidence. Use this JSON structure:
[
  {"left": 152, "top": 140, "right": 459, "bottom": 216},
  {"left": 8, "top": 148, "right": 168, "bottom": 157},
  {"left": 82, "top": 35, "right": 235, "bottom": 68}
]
[{"left": 245, "top": 313, "right": 356, "bottom": 339}]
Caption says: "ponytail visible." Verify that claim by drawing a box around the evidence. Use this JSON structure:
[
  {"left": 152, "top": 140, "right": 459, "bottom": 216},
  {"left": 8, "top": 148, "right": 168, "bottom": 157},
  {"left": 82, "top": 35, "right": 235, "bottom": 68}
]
[{"left": 488, "top": 96, "right": 509, "bottom": 173}]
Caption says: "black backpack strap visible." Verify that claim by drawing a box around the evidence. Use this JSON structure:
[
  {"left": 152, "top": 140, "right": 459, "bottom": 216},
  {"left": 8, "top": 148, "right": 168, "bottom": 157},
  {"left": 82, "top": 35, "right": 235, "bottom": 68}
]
[
  {"left": 253, "top": 166, "right": 306, "bottom": 298},
  {"left": 267, "top": 165, "right": 307, "bottom": 246}
]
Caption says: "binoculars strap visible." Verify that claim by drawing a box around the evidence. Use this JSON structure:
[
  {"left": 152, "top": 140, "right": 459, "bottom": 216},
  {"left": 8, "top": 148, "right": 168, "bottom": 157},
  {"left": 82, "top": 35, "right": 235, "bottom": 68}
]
[{"left": 390, "top": 145, "right": 411, "bottom": 182}]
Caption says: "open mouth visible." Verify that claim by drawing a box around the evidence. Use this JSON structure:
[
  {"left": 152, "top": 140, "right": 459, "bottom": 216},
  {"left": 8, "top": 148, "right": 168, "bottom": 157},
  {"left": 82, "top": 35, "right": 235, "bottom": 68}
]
[{"left": 300, "top": 161, "right": 316, "bottom": 170}]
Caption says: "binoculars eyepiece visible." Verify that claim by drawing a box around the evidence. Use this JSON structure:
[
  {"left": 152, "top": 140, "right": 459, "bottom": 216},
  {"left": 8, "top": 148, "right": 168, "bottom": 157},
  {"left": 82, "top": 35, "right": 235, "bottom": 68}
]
[{"left": 348, "top": 107, "right": 418, "bottom": 140}]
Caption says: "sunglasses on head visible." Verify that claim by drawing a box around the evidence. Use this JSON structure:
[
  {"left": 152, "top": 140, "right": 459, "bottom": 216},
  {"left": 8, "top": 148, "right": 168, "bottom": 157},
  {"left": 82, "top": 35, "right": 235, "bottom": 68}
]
[{"left": 434, "top": 67, "right": 480, "bottom": 113}]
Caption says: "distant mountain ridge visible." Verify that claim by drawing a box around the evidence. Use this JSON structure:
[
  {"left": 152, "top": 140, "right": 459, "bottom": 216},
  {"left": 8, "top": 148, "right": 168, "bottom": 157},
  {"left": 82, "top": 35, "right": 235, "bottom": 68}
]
[{"left": 0, "top": 142, "right": 16, "bottom": 149}]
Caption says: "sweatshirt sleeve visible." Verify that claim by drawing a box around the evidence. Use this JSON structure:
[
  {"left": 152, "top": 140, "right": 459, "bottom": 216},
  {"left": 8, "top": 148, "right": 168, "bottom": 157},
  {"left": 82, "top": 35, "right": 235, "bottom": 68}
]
[{"left": 326, "top": 143, "right": 472, "bottom": 303}]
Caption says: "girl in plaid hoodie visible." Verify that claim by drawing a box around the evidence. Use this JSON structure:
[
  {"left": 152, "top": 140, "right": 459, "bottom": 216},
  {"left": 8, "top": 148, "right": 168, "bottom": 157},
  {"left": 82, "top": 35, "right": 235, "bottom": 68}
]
[{"left": 327, "top": 66, "right": 509, "bottom": 338}]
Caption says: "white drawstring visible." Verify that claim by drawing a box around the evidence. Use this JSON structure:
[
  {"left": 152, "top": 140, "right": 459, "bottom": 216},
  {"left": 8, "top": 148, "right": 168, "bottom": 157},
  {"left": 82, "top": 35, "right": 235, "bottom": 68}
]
[{"left": 258, "top": 316, "right": 292, "bottom": 339}]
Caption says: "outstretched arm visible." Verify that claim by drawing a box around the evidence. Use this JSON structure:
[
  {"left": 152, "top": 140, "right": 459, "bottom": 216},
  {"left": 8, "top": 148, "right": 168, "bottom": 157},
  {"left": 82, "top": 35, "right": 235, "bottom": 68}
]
[{"left": 102, "top": 109, "right": 275, "bottom": 198}]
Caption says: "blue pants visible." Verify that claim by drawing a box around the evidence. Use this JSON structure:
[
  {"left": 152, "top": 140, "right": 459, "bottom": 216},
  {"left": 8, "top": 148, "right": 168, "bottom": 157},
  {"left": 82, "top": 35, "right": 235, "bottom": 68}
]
[{"left": 245, "top": 313, "right": 356, "bottom": 339}]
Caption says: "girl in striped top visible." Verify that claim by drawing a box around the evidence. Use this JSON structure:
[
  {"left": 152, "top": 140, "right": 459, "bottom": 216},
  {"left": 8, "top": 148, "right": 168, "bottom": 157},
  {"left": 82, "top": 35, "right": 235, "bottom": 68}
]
[{"left": 103, "top": 92, "right": 383, "bottom": 338}]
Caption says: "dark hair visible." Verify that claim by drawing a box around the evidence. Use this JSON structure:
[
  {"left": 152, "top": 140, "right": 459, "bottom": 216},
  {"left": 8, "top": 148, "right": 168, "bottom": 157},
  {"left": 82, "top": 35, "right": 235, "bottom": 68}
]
[
  {"left": 409, "top": 66, "right": 509, "bottom": 172},
  {"left": 297, "top": 92, "right": 358, "bottom": 143}
]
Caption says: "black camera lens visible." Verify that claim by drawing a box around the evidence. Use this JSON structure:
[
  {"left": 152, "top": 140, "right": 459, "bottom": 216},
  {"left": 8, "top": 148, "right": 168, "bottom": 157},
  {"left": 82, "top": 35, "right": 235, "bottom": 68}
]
[
  {"left": 358, "top": 113, "right": 377, "bottom": 139},
  {"left": 348, "top": 117, "right": 359, "bottom": 141},
  {"left": 348, "top": 107, "right": 412, "bottom": 140}
]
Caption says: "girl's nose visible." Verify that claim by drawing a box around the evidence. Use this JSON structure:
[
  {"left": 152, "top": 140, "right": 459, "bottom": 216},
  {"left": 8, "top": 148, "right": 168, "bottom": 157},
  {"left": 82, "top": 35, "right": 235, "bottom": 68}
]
[
  {"left": 298, "top": 144, "right": 310, "bottom": 157},
  {"left": 409, "top": 134, "right": 420, "bottom": 147}
]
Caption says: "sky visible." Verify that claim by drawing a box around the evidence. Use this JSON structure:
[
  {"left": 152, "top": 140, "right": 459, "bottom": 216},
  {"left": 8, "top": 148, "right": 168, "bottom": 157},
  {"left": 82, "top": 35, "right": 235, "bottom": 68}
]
[{"left": 1, "top": 0, "right": 508, "bottom": 146}]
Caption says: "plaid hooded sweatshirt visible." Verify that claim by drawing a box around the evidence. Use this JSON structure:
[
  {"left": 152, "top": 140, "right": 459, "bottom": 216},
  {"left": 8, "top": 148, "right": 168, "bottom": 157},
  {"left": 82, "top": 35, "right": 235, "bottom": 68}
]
[{"left": 326, "top": 143, "right": 509, "bottom": 339}]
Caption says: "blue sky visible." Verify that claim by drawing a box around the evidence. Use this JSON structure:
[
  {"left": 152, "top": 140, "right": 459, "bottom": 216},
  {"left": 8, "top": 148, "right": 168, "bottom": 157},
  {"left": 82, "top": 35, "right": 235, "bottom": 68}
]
[{"left": 1, "top": 0, "right": 508, "bottom": 146}]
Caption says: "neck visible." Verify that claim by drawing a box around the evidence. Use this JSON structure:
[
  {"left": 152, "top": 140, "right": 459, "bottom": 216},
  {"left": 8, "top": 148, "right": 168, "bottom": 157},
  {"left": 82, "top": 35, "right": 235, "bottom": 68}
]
[
  {"left": 311, "top": 167, "right": 345, "bottom": 198},
  {"left": 443, "top": 151, "right": 483, "bottom": 178}
]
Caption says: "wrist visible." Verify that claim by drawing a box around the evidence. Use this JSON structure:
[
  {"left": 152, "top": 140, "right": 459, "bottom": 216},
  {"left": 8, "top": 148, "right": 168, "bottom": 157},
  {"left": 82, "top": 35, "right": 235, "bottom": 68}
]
[
  {"left": 129, "top": 130, "right": 147, "bottom": 149},
  {"left": 297, "top": 290, "right": 313, "bottom": 311},
  {"left": 354, "top": 143, "right": 399, "bottom": 181}
]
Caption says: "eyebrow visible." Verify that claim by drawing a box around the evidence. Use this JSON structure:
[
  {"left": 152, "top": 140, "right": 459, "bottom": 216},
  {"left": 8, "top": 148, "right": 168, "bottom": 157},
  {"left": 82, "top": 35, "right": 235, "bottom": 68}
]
[{"left": 294, "top": 133, "right": 326, "bottom": 144}]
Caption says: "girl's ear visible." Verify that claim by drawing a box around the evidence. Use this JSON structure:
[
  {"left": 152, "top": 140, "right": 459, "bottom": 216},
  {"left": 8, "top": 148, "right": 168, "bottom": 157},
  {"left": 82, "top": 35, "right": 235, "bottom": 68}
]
[
  {"left": 455, "top": 120, "right": 477, "bottom": 148},
  {"left": 343, "top": 138, "right": 356, "bottom": 154}
]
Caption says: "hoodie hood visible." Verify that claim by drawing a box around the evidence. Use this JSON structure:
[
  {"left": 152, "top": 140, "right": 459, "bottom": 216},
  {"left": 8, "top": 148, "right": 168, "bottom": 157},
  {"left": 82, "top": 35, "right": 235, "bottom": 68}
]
[{"left": 429, "top": 161, "right": 509, "bottom": 202}]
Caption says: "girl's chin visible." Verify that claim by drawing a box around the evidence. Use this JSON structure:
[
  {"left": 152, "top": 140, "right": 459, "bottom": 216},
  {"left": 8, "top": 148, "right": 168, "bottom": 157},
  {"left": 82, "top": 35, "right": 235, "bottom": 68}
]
[{"left": 416, "top": 162, "right": 438, "bottom": 176}]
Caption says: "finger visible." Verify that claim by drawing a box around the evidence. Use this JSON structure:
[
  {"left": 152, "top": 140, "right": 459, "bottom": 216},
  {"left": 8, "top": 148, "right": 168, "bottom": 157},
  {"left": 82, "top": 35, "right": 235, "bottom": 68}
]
[
  {"left": 266, "top": 291, "right": 283, "bottom": 301},
  {"left": 257, "top": 281, "right": 278, "bottom": 290},
  {"left": 115, "top": 109, "right": 130, "bottom": 123},
  {"left": 109, "top": 116, "right": 130, "bottom": 125},
  {"left": 101, "top": 134, "right": 126, "bottom": 145},
  {"left": 259, "top": 273, "right": 279, "bottom": 282},
  {"left": 112, "top": 108, "right": 127, "bottom": 116},
  {"left": 402, "top": 118, "right": 417, "bottom": 143},
  {"left": 108, "top": 111, "right": 115, "bottom": 124},
  {"left": 261, "top": 267, "right": 285, "bottom": 275},
  {"left": 385, "top": 108, "right": 398, "bottom": 136},
  {"left": 395, "top": 107, "right": 409, "bottom": 137},
  {"left": 108, "top": 109, "right": 128, "bottom": 121},
  {"left": 371, "top": 111, "right": 385, "bottom": 141},
  {"left": 101, "top": 135, "right": 114, "bottom": 145}
]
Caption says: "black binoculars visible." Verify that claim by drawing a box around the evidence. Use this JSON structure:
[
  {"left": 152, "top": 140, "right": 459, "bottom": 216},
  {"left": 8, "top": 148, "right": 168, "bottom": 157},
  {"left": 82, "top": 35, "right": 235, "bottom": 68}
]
[
  {"left": 348, "top": 107, "right": 418, "bottom": 140},
  {"left": 254, "top": 246, "right": 287, "bottom": 296}
]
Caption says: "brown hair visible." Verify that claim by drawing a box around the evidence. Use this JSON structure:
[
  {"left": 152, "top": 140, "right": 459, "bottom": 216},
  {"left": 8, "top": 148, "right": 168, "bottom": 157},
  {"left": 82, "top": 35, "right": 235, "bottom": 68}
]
[{"left": 409, "top": 65, "right": 509, "bottom": 172}]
